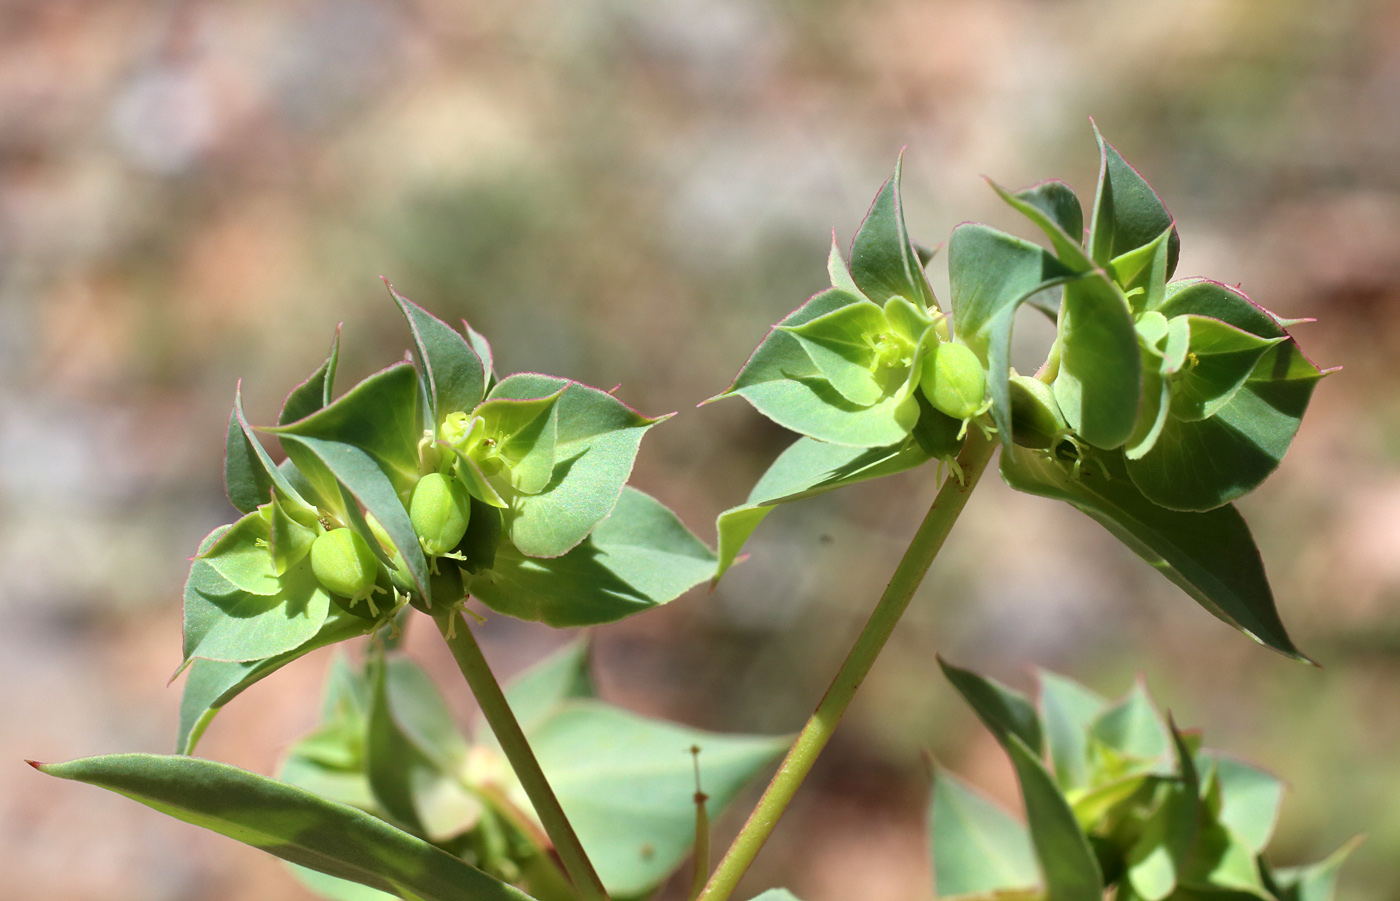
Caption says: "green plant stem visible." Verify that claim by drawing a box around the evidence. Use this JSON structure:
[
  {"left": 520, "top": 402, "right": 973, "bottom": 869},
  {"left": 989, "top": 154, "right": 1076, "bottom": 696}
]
[
  {"left": 434, "top": 609, "right": 610, "bottom": 901},
  {"left": 696, "top": 428, "right": 997, "bottom": 901}
]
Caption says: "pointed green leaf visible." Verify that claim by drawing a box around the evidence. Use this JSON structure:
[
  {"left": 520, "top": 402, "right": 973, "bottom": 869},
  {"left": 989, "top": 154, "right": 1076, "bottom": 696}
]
[
  {"left": 780, "top": 300, "right": 891, "bottom": 406},
  {"left": 929, "top": 768, "right": 1040, "bottom": 898},
  {"left": 1004, "top": 732, "right": 1104, "bottom": 901},
  {"left": 1111, "top": 226, "right": 1173, "bottom": 314},
  {"left": 472, "top": 487, "right": 716, "bottom": 627},
  {"left": 226, "top": 383, "right": 316, "bottom": 515},
  {"left": 1000, "top": 445, "right": 1308, "bottom": 661},
  {"left": 1037, "top": 671, "right": 1108, "bottom": 792},
  {"left": 463, "top": 319, "right": 496, "bottom": 391},
  {"left": 713, "top": 436, "right": 932, "bottom": 582},
  {"left": 387, "top": 282, "right": 486, "bottom": 423},
  {"left": 1054, "top": 273, "right": 1142, "bottom": 449},
  {"left": 1090, "top": 681, "right": 1170, "bottom": 764},
  {"left": 270, "top": 491, "right": 322, "bottom": 576},
  {"left": 280, "top": 328, "right": 342, "bottom": 426},
  {"left": 34, "top": 754, "right": 536, "bottom": 901},
  {"left": 1170, "top": 317, "right": 1284, "bottom": 422},
  {"left": 1089, "top": 126, "right": 1180, "bottom": 278},
  {"left": 717, "top": 287, "right": 922, "bottom": 447},
  {"left": 275, "top": 434, "right": 431, "bottom": 600},
  {"left": 827, "top": 231, "right": 864, "bottom": 296},
  {"left": 200, "top": 511, "right": 281, "bottom": 595},
  {"left": 522, "top": 700, "right": 788, "bottom": 899},
  {"left": 269, "top": 362, "right": 423, "bottom": 498},
  {"left": 849, "top": 154, "right": 937, "bottom": 309},
  {"left": 473, "top": 389, "right": 563, "bottom": 496},
  {"left": 947, "top": 223, "right": 1078, "bottom": 449},
  {"left": 1126, "top": 725, "right": 1203, "bottom": 901},
  {"left": 988, "top": 179, "right": 1093, "bottom": 270},
  {"left": 939, "top": 659, "right": 1043, "bottom": 757},
  {"left": 451, "top": 449, "right": 509, "bottom": 509},
  {"left": 178, "top": 610, "right": 372, "bottom": 754},
  {"left": 1272, "top": 837, "right": 1362, "bottom": 901},
  {"left": 486, "top": 375, "right": 666, "bottom": 557}
]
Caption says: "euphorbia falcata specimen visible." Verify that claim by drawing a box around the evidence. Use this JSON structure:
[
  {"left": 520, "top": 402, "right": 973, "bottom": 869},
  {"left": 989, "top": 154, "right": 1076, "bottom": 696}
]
[{"left": 713, "top": 126, "right": 1326, "bottom": 661}]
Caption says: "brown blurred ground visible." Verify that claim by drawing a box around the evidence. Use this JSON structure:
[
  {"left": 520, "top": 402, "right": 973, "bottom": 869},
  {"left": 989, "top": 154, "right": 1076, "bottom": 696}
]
[{"left": 3, "top": 1, "right": 1399, "bottom": 899}]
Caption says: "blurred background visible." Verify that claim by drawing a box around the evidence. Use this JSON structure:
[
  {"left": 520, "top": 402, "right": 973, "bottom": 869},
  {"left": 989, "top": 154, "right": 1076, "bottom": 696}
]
[{"left": 3, "top": 0, "right": 1398, "bottom": 898}]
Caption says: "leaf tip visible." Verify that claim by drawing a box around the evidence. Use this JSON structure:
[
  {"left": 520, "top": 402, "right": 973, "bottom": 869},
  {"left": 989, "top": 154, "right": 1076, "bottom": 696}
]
[{"left": 25, "top": 759, "right": 46, "bottom": 771}]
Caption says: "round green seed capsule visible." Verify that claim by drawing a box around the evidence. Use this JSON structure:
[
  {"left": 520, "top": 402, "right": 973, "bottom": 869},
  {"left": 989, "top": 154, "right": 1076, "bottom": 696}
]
[
  {"left": 410, "top": 471, "right": 472, "bottom": 557},
  {"left": 920, "top": 341, "right": 987, "bottom": 421},
  {"left": 310, "top": 528, "right": 380, "bottom": 601}
]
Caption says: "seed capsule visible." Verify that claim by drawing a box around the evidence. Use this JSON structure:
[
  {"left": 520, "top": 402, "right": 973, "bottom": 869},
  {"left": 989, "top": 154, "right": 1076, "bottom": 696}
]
[
  {"left": 410, "top": 471, "right": 472, "bottom": 557},
  {"left": 310, "top": 528, "right": 379, "bottom": 600},
  {"left": 920, "top": 341, "right": 987, "bottom": 421}
]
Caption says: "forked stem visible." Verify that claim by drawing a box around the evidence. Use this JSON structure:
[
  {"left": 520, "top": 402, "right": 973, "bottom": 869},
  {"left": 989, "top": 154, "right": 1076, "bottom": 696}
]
[
  {"left": 434, "top": 609, "right": 610, "bottom": 901},
  {"left": 696, "top": 428, "right": 997, "bottom": 901}
]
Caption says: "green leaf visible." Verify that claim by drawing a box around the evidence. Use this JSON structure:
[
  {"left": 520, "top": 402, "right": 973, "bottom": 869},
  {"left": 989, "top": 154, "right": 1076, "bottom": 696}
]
[
  {"left": 269, "top": 491, "right": 321, "bottom": 576},
  {"left": 1037, "top": 670, "right": 1108, "bottom": 792},
  {"left": 473, "top": 388, "right": 564, "bottom": 496},
  {"left": 226, "top": 383, "right": 316, "bottom": 516},
  {"left": 33, "top": 754, "right": 536, "bottom": 901},
  {"left": 1090, "top": 681, "right": 1170, "bottom": 764},
  {"left": 486, "top": 375, "right": 666, "bottom": 557},
  {"left": 388, "top": 282, "right": 487, "bottom": 424},
  {"left": 280, "top": 328, "right": 341, "bottom": 426},
  {"left": 1110, "top": 227, "right": 1172, "bottom": 314},
  {"left": 1000, "top": 445, "right": 1308, "bottom": 662},
  {"left": 780, "top": 300, "right": 892, "bottom": 406},
  {"left": 1088, "top": 125, "right": 1180, "bottom": 278},
  {"left": 269, "top": 362, "right": 424, "bottom": 498},
  {"left": 472, "top": 487, "right": 716, "bottom": 627},
  {"left": 827, "top": 231, "right": 864, "bottom": 296},
  {"left": 1054, "top": 273, "right": 1142, "bottom": 449},
  {"left": 523, "top": 700, "right": 788, "bottom": 899},
  {"left": 1005, "top": 733, "right": 1104, "bottom": 901},
  {"left": 289, "top": 866, "right": 399, "bottom": 901},
  {"left": 1169, "top": 317, "right": 1284, "bottom": 422},
  {"left": 988, "top": 179, "right": 1093, "bottom": 270},
  {"left": 716, "top": 287, "right": 921, "bottom": 447},
  {"left": 177, "top": 610, "right": 372, "bottom": 754},
  {"left": 849, "top": 154, "right": 937, "bottom": 309},
  {"left": 1126, "top": 284, "right": 1326, "bottom": 512},
  {"left": 495, "top": 640, "right": 597, "bottom": 740},
  {"left": 939, "top": 658, "right": 1043, "bottom": 757},
  {"left": 182, "top": 531, "right": 333, "bottom": 666},
  {"left": 463, "top": 319, "right": 497, "bottom": 390},
  {"left": 1272, "top": 837, "right": 1362, "bottom": 901},
  {"left": 947, "top": 223, "right": 1077, "bottom": 448},
  {"left": 274, "top": 435, "right": 431, "bottom": 601},
  {"left": 1204, "top": 754, "right": 1283, "bottom": 855},
  {"left": 929, "top": 768, "right": 1040, "bottom": 898},
  {"left": 1125, "top": 722, "right": 1204, "bottom": 901},
  {"left": 200, "top": 511, "right": 281, "bottom": 595},
  {"left": 713, "top": 436, "right": 931, "bottom": 583}
]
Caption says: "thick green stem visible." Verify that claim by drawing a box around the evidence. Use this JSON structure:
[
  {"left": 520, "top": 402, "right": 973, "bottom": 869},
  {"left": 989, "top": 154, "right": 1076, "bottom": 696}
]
[
  {"left": 434, "top": 610, "right": 610, "bottom": 901},
  {"left": 696, "top": 429, "right": 997, "bottom": 901}
]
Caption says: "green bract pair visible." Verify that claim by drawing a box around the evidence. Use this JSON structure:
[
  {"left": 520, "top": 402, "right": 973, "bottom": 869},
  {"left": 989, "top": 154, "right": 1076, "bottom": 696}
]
[
  {"left": 712, "top": 125, "right": 1326, "bottom": 663},
  {"left": 180, "top": 287, "right": 721, "bottom": 753}
]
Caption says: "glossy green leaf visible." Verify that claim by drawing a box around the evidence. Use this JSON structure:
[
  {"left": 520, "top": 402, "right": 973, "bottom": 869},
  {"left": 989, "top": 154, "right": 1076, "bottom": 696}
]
[
  {"left": 1054, "top": 273, "right": 1142, "bottom": 449},
  {"left": 1088, "top": 126, "right": 1180, "bottom": 278},
  {"left": 929, "top": 768, "right": 1039, "bottom": 898},
  {"left": 947, "top": 223, "right": 1077, "bottom": 448},
  {"left": 269, "top": 362, "right": 423, "bottom": 497},
  {"left": 1126, "top": 723, "right": 1203, "bottom": 901},
  {"left": 280, "top": 328, "right": 341, "bottom": 426},
  {"left": 1000, "top": 445, "right": 1307, "bottom": 661},
  {"left": 939, "top": 658, "right": 1043, "bottom": 757},
  {"left": 275, "top": 434, "right": 431, "bottom": 601},
  {"left": 1204, "top": 754, "right": 1283, "bottom": 855},
  {"left": 717, "top": 286, "right": 921, "bottom": 447},
  {"left": 713, "top": 436, "right": 932, "bottom": 582},
  {"left": 1090, "top": 682, "right": 1170, "bottom": 764},
  {"left": 522, "top": 700, "right": 788, "bottom": 899},
  {"left": 270, "top": 490, "right": 321, "bottom": 576},
  {"left": 177, "top": 610, "right": 372, "bottom": 754},
  {"left": 848, "top": 154, "right": 937, "bottom": 309},
  {"left": 472, "top": 487, "right": 716, "bottom": 627},
  {"left": 463, "top": 319, "right": 496, "bottom": 390},
  {"left": 388, "top": 282, "right": 487, "bottom": 424},
  {"left": 1169, "top": 317, "right": 1284, "bottom": 422},
  {"left": 486, "top": 374, "right": 665, "bottom": 557},
  {"left": 1037, "top": 670, "right": 1108, "bottom": 792},
  {"left": 226, "top": 383, "right": 317, "bottom": 516},
  {"left": 182, "top": 527, "right": 333, "bottom": 666},
  {"left": 1005, "top": 733, "right": 1104, "bottom": 901},
  {"left": 34, "top": 754, "right": 536, "bottom": 901},
  {"left": 780, "top": 300, "right": 893, "bottom": 406},
  {"left": 1110, "top": 226, "right": 1172, "bottom": 315}
]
